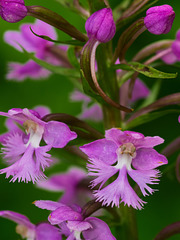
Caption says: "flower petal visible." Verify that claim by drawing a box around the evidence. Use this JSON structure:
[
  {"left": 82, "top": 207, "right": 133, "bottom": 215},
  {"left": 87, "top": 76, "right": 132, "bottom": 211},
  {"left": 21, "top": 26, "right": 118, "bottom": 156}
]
[
  {"left": 79, "top": 104, "right": 103, "bottom": 122},
  {"left": 37, "top": 167, "right": 86, "bottom": 192},
  {"left": 34, "top": 145, "right": 53, "bottom": 171},
  {"left": 43, "top": 121, "right": 77, "bottom": 148},
  {"left": 48, "top": 206, "right": 83, "bottom": 225},
  {"left": 80, "top": 139, "right": 117, "bottom": 165},
  {"left": 6, "top": 61, "right": 51, "bottom": 81},
  {"left": 0, "top": 210, "right": 35, "bottom": 230},
  {"left": 94, "top": 167, "right": 145, "bottom": 209},
  {"left": 83, "top": 217, "right": 116, "bottom": 240},
  {"left": 21, "top": 20, "right": 57, "bottom": 49},
  {"left": 135, "top": 136, "right": 164, "bottom": 149},
  {"left": 4, "top": 30, "right": 35, "bottom": 52},
  {"left": 0, "top": 144, "right": 46, "bottom": 183},
  {"left": 161, "top": 50, "right": 177, "bottom": 64},
  {"left": 105, "top": 128, "right": 144, "bottom": 146},
  {"left": 36, "top": 168, "right": 86, "bottom": 205},
  {"left": 36, "top": 223, "right": 62, "bottom": 240},
  {"left": 33, "top": 106, "right": 51, "bottom": 118},
  {"left": 128, "top": 169, "right": 160, "bottom": 196},
  {"left": 34, "top": 200, "right": 64, "bottom": 211},
  {"left": 70, "top": 89, "right": 91, "bottom": 103},
  {"left": 132, "top": 148, "right": 168, "bottom": 170},
  {"left": 1, "top": 131, "right": 26, "bottom": 160},
  {"left": 87, "top": 159, "right": 118, "bottom": 189},
  {"left": 67, "top": 220, "right": 92, "bottom": 232},
  {"left": 131, "top": 79, "right": 150, "bottom": 102}
]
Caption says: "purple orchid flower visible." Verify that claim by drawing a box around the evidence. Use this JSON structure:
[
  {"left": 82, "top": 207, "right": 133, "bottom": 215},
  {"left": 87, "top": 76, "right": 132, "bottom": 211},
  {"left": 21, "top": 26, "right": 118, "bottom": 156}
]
[
  {"left": 4, "top": 19, "right": 68, "bottom": 81},
  {"left": 0, "top": 106, "right": 50, "bottom": 144},
  {"left": 161, "top": 30, "right": 180, "bottom": 64},
  {"left": 80, "top": 128, "right": 168, "bottom": 209},
  {"left": 36, "top": 167, "right": 91, "bottom": 206},
  {"left": 0, "top": 210, "right": 62, "bottom": 240},
  {"left": 34, "top": 200, "right": 116, "bottom": 240},
  {"left": 178, "top": 115, "right": 180, "bottom": 123},
  {"left": 0, "top": 108, "right": 77, "bottom": 183},
  {"left": 144, "top": 5, "right": 175, "bottom": 35},
  {"left": 70, "top": 79, "right": 149, "bottom": 122}
]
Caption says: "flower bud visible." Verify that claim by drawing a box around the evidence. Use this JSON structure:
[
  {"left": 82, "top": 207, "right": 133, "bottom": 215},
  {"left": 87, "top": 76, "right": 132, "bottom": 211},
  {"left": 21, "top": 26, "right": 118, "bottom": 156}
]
[
  {"left": 144, "top": 5, "right": 175, "bottom": 35},
  {"left": 0, "top": 0, "right": 27, "bottom": 23},
  {"left": 85, "top": 8, "right": 116, "bottom": 43}
]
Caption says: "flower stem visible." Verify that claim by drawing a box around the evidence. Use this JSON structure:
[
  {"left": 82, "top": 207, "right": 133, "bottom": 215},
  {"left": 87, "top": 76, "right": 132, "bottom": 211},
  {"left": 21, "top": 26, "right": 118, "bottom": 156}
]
[
  {"left": 118, "top": 205, "right": 138, "bottom": 240},
  {"left": 96, "top": 43, "right": 122, "bottom": 129}
]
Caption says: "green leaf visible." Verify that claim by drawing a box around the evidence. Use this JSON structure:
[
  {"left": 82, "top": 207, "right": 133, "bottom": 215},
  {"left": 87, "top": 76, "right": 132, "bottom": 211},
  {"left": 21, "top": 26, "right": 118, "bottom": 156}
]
[
  {"left": 67, "top": 47, "right": 80, "bottom": 69},
  {"left": 114, "top": 62, "right": 177, "bottom": 79},
  {"left": 27, "top": 6, "right": 88, "bottom": 42},
  {"left": 30, "top": 28, "right": 84, "bottom": 46},
  {"left": 125, "top": 109, "right": 180, "bottom": 129},
  {"left": 113, "top": 64, "right": 132, "bottom": 71}
]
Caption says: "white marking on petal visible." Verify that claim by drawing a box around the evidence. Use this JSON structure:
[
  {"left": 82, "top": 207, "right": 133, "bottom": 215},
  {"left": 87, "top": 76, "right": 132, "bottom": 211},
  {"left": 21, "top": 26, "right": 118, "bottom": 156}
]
[
  {"left": 74, "top": 231, "right": 82, "bottom": 240},
  {"left": 24, "top": 120, "right": 44, "bottom": 148},
  {"left": 115, "top": 152, "right": 133, "bottom": 171}
]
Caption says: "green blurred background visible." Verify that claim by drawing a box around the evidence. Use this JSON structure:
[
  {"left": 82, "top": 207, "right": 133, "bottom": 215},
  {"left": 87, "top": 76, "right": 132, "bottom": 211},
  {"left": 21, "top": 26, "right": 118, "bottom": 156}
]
[{"left": 0, "top": 0, "right": 180, "bottom": 239}]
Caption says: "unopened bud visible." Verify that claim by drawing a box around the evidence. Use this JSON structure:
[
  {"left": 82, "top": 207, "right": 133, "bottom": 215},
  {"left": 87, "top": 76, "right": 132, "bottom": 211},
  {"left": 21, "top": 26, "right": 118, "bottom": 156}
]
[
  {"left": 85, "top": 8, "right": 116, "bottom": 43},
  {"left": 0, "top": 0, "right": 27, "bottom": 23},
  {"left": 144, "top": 5, "right": 175, "bottom": 35}
]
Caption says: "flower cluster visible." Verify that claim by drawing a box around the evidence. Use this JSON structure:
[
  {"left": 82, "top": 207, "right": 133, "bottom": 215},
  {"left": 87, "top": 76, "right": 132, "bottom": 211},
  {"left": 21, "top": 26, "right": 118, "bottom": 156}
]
[{"left": 0, "top": 1, "right": 179, "bottom": 240}]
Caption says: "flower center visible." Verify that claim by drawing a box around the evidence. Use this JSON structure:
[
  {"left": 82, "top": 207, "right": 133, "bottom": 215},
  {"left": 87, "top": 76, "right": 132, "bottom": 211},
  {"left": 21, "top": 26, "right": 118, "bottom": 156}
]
[
  {"left": 23, "top": 120, "right": 44, "bottom": 148},
  {"left": 23, "top": 120, "right": 38, "bottom": 134},
  {"left": 16, "top": 225, "right": 35, "bottom": 240},
  {"left": 115, "top": 143, "right": 136, "bottom": 170}
]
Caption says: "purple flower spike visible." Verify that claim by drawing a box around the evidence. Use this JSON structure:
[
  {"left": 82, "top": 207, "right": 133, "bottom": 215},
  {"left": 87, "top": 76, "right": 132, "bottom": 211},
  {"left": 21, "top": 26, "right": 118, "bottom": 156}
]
[
  {"left": 85, "top": 8, "right": 116, "bottom": 43},
  {"left": 4, "top": 19, "right": 69, "bottom": 81},
  {"left": 144, "top": 5, "right": 175, "bottom": 35},
  {"left": 37, "top": 167, "right": 91, "bottom": 206},
  {"left": 35, "top": 201, "right": 116, "bottom": 240},
  {"left": 0, "top": 210, "right": 62, "bottom": 240},
  {"left": 0, "top": 0, "right": 27, "bottom": 23},
  {"left": 0, "top": 108, "right": 77, "bottom": 183},
  {"left": 80, "top": 128, "right": 168, "bottom": 209}
]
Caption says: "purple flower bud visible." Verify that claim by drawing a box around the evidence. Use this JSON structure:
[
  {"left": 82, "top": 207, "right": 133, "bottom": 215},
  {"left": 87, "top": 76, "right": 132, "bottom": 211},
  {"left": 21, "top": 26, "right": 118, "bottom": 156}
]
[
  {"left": 144, "top": 5, "right": 175, "bottom": 35},
  {"left": 0, "top": 0, "right": 27, "bottom": 23},
  {"left": 85, "top": 8, "right": 116, "bottom": 43}
]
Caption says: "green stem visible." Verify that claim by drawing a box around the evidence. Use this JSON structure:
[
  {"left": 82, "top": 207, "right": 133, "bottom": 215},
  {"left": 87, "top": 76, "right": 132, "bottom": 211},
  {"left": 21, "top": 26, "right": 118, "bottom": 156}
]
[
  {"left": 96, "top": 43, "right": 121, "bottom": 129},
  {"left": 118, "top": 205, "right": 138, "bottom": 240}
]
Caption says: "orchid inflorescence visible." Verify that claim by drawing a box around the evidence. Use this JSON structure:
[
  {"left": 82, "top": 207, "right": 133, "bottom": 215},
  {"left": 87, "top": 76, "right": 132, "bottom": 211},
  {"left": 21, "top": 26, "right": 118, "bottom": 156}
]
[{"left": 0, "top": 0, "right": 180, "bottom": 240}]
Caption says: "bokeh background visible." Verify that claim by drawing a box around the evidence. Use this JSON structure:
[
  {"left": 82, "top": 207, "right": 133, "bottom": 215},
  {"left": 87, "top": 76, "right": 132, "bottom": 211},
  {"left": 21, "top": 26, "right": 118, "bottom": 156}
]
[{"left": 0, "top": 0, "right": 180, "bottom": 239}]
